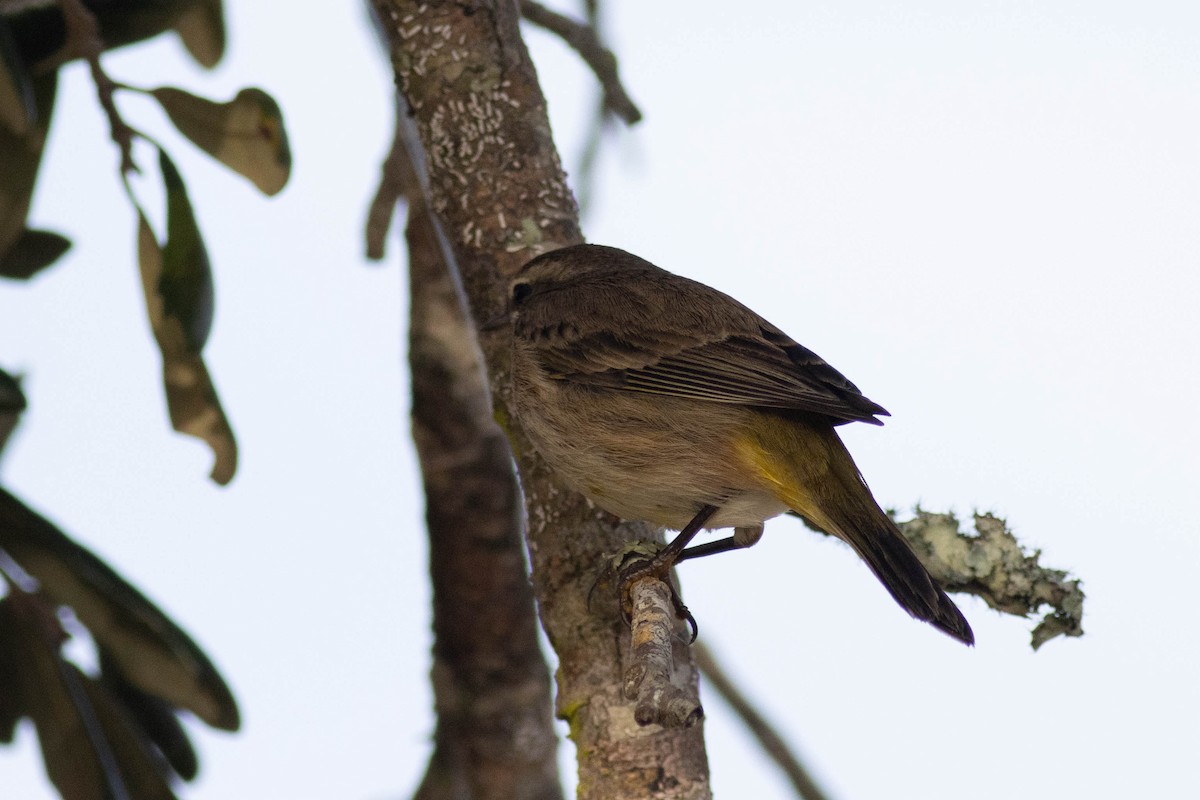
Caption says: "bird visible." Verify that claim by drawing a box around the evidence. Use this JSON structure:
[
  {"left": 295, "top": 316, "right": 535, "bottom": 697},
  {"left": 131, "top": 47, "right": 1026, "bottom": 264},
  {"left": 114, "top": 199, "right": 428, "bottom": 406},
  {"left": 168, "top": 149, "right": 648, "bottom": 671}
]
[{"left": 504, "top": 243, "right": 973, "bottom": 645}]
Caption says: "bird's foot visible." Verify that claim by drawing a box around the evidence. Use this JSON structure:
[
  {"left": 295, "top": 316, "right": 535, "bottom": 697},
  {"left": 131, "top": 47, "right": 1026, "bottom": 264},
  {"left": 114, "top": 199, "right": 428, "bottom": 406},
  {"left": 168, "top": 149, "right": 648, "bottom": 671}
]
[{"left": 598, "top": 541, "right": 698, "bottom": 643}]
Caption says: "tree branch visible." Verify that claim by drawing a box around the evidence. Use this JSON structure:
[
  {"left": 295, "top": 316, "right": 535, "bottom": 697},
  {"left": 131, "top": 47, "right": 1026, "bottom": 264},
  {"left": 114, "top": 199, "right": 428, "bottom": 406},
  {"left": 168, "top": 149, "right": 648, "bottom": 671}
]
[
  {"left": 401, "top": 103, "right": 563, "bottom": 799},
  {"left": 624, "top": 578, "right": 702, "bottom": 729},
  {"left": 364, "top": 117, "right": 408, "bottom": 260},
  {"left": 518, "top": 0, "right": 642, "bottom": 125},
  {"left": 898, "top": 510, "right": 1084, "bottom": 649},
  {"left": 50, "top": 0, "right": 137, "bottom": 174},
  {"left": 371, "top": 2, "right": 711, "bottom": 797}
]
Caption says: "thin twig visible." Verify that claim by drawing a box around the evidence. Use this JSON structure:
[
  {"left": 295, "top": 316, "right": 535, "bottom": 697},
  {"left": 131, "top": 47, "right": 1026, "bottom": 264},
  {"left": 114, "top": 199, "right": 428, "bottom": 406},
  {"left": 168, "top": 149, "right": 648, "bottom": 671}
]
[
  {"left": 48, "top": 0, "right": 138, "bottom": 174},
  {"left": 364, "top": 112, "right": 411, "bottom": 260},
  {"left": 693, "top": 641, "right": 833, "bottom": 800},
  {"left": 519, "top": 0, "right": 642, "bottom": 125}
]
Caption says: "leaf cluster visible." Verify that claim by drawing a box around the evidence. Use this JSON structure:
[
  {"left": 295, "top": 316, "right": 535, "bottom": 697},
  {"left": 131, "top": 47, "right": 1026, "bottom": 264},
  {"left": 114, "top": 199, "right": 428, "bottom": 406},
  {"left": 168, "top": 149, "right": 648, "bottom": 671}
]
[
  {"left": 0, "top": 459, "right": 239, "bottom": 798},
  {"left": 2, "top": 0, "right": 292, "bottom": 484},
  {"left": 1, "top": 2, "right": 293, "bottom": 796}
]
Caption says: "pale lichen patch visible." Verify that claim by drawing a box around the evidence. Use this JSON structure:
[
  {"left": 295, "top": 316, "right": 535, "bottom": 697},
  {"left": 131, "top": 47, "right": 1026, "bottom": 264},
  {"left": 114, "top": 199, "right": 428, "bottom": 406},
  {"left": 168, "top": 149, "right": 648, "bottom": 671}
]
[{"left": 900, "top": 510, "right": 1085, "bottom": 649}]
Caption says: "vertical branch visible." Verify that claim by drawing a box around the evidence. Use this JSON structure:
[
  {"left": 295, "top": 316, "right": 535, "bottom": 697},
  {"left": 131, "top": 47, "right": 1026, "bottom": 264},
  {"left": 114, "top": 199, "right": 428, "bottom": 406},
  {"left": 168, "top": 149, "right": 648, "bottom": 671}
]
[
  {"left": 372, "top": 2, "right": 712, "bottom": 797},
  {"left": 363, "top": 53, "right": 561, "bottom": 797},
  {"left": 402, "top": 118, "right": 562, "bottom": 798}
]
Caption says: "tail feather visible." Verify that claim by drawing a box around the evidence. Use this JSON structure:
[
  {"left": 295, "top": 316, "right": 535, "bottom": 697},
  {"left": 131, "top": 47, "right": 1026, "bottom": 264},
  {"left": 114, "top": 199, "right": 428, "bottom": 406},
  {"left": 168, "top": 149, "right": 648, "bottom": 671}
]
[
  {"left": 765, "top": 422, "right": 974, "bottom": 645},
  {"left": 852, "top": 521, "right": 974, "bottom": 645}
]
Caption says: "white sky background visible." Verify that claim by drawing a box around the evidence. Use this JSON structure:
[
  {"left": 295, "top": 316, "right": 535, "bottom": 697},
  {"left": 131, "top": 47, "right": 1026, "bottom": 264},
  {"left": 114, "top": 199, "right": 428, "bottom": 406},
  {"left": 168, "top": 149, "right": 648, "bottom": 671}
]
[{"left": 2, "top": 1, "right": 1198, "bottom": 798}]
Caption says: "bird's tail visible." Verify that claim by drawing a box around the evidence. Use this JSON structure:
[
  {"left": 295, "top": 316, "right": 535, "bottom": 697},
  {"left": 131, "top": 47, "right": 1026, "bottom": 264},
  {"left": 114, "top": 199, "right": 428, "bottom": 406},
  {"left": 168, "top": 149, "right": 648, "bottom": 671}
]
[{"left": 746, "top": 419, "right": 974, "bottom": 645}]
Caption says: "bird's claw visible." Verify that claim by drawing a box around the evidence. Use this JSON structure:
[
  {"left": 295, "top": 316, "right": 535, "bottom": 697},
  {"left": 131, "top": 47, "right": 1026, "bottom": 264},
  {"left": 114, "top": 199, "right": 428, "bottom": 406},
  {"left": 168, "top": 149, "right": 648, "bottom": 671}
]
[{"left": 602, "top": 542, "right": 699, "bottom": 643}]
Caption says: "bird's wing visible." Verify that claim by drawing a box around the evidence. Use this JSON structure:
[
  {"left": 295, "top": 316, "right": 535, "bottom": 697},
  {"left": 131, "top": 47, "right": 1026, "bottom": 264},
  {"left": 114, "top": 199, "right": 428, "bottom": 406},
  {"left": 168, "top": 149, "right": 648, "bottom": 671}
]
[{"left": 529, "top": 306, "right": 888, "bottom": 425}]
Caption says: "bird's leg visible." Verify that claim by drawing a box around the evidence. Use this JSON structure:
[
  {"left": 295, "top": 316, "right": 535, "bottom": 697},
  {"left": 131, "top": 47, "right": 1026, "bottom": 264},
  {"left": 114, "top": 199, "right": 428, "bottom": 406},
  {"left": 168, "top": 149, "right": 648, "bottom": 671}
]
[
  {"left": 617, "top": 504, "right": 718, "bottom": 641},
  {"left": 653, "top": 503, "right": 720, "bottom": 565},
  {"left": 676, "top": 524, "right": 764, "bottom": 563}
]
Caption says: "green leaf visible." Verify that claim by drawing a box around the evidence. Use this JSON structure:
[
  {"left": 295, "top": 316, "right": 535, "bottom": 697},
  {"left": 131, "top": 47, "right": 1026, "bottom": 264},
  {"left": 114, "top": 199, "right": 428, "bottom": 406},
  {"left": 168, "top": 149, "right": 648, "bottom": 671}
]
[
  {"left": 0, "top": 227, "right": 71, "bottom": 279},
  {"left": 0, "top": 595, "right": 108, "bottom": 799},
  {"left": 134, "top": 205, "right": 238, "bottom": 485},
  {"left": 0, "top": 365, "right": 25, "bottom": 413},
  {"left": 172, "top": 0, "right": 226, "bottom": 69},
  {"left": 151, "top": 85, "right": 291, "bottom": 195},
  {"left": 0, "top": 595, "right": 181, "bottom": 799},
  {"left": 0, "top": 71, "right": 57, "bottom": 264},
  {"left": 100, "top": 649, "right": 199, "bottom": 782},
  {"left": 5, "top": 0, "right": 201, "bottom": 63},
  {"left": 0, "top": 16, "right": 35, "bottom": 135},
  {"left": 77, "top": 665, "right": 182, "bottom": 799},
  {"left": 0, "top": 365, "right": 26, "bottom": 458},
  {"left": 0, "top": 602, "right": 22, "bottom": 743},
  {"left": 91, "top": 0, "right": 196, "bottom": 54},
  {"left": 0, "top": 487, "right": 240, "bottom": 731},
  {"left": 157, "top": 148, "right": 214, "bottom": 352}
]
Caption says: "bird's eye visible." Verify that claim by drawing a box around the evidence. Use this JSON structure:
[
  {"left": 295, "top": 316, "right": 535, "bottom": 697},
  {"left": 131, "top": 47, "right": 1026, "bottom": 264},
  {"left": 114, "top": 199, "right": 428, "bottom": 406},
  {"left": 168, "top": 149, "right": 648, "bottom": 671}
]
[{"left": 511, "top": 282, "right": 533, "bottom": 304}]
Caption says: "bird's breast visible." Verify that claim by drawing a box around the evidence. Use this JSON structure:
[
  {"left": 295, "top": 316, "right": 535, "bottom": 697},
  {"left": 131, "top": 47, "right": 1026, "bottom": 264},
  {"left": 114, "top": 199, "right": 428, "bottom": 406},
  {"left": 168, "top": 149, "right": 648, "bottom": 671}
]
[{"left": 511, "top": 364, "right": 789, "bottom": 531}]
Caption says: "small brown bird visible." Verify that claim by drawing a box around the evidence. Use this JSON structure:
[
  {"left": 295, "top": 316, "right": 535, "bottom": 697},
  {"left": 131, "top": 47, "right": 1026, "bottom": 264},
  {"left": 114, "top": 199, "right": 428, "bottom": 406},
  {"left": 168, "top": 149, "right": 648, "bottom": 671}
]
[{"left": 506, "top": 244, "right": 972, "bottom": 645}]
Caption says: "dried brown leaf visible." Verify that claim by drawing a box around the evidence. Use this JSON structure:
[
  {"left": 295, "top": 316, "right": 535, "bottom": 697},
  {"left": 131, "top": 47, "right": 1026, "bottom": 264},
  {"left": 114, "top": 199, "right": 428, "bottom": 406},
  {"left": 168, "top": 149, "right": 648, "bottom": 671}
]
[
  {"left": 0, "top": 594, "right": 178, "bottom": 799},
  {"left": 151, "top": 86, "right": 291, "bottom": 195},
  {"left": 135, "top": 208, "right": 237, "bottom": 485}
]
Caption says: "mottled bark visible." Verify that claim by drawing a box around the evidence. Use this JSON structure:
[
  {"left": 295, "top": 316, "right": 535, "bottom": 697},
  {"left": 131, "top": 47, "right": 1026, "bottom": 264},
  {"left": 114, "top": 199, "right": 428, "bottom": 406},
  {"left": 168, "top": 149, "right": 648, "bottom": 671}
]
[
  {"left": 371, "top": 1, "right": 711, "bottom": 797},
  {"left": 402, "top": 121, "right": 562, "bottom": 799}
]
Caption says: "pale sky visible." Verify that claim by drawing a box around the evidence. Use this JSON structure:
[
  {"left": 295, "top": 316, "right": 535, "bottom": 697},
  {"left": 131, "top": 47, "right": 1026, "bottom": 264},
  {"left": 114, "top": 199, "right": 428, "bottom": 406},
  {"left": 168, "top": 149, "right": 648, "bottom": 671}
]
[{"left": 2, "top": 2, "right": 1198, "bottom": 799}]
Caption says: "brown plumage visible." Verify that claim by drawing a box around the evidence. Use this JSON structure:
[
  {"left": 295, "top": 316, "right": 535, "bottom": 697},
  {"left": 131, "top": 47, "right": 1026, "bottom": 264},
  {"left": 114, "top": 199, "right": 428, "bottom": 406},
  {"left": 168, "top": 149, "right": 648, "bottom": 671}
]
[{"left": 506, "top": 244, "right": 972, "bottom": 645}]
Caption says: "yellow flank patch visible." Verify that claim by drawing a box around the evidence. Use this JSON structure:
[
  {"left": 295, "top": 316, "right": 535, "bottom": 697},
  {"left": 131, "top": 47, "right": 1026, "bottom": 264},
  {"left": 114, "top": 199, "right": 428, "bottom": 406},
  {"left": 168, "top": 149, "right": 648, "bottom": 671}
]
[
  {"left": 732, "top": 428, "right": 836, "bottom": 534},
  {"left": 733, "top": 433, "right": 803, "bottom": 509}
]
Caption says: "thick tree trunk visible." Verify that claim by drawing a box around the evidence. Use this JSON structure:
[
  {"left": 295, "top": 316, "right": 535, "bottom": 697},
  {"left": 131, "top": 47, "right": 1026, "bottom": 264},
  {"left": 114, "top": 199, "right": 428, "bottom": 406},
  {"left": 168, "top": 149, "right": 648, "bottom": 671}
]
[{"left": 372, "top": 2, "right": 712, "bottom": 798}]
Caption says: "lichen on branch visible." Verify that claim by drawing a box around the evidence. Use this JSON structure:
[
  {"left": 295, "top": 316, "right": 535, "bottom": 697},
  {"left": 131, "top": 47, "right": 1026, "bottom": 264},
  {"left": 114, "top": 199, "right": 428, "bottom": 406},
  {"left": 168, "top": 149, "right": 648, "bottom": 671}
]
[{"left": 898, "top": 510, "right": 1084, "bottom": 650}]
